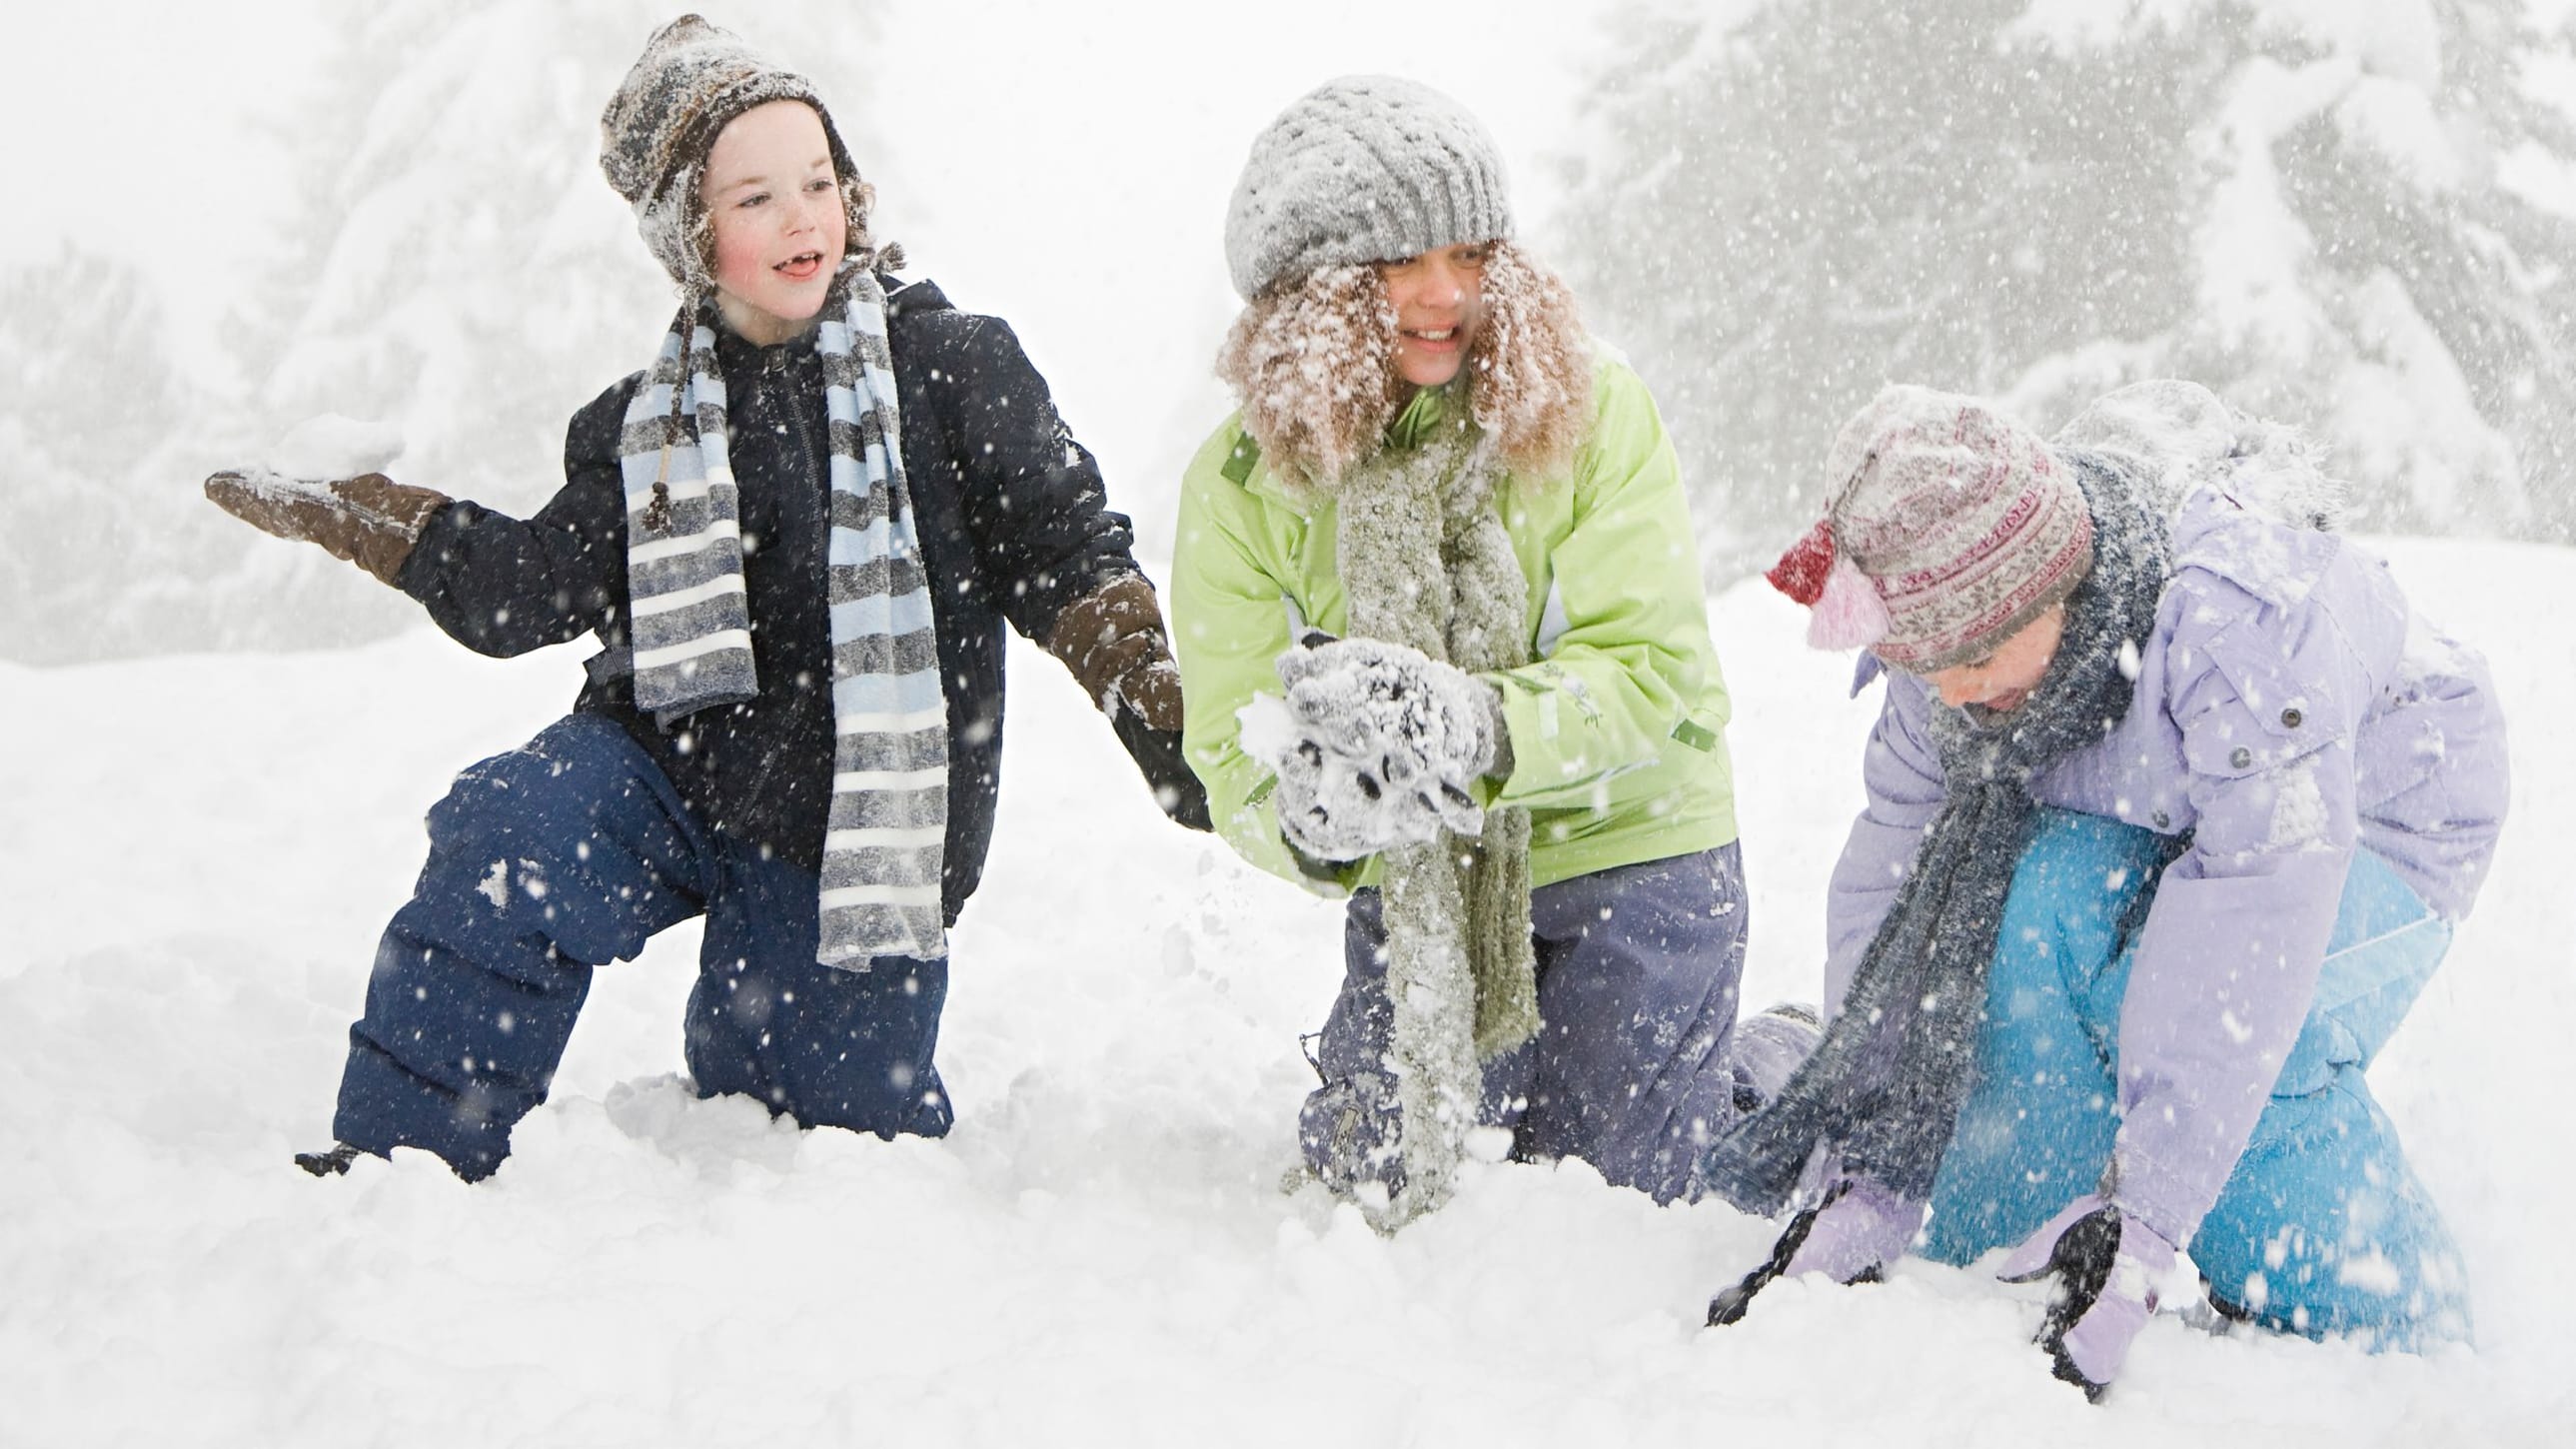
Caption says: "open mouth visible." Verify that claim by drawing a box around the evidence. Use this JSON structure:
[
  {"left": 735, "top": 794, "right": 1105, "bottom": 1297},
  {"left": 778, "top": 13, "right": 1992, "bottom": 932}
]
[
  {"left": 774, "top": 251, "right": 827, "bottom": 281},
  {"left": 1401, "top": 327, "right": 1461, "bottom": 348}
]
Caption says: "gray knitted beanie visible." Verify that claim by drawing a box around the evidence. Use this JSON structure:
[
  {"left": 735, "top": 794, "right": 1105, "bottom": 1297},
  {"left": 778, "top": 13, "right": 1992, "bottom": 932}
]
[
  {"left": 1224, "top": 76, "right": 1514, "bottom": 301},
  {"left": 600, "top": 14, "right": 863, "bottom": 286}
]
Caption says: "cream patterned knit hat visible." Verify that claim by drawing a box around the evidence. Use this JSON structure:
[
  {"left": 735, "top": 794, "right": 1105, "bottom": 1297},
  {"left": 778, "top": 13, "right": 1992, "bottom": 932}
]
[{"left": 1770, "top": 386, "right": 2094, "bottom": 672}]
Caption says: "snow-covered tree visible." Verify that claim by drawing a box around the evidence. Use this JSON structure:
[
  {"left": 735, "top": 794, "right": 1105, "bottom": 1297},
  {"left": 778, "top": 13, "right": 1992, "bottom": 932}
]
[
  {"left": 0, "top": 249, "right": 187, "bottom": 663},
  {"left": 1562, "top": 0, "right": 2576, "bottom": 582},
  {"left": 0, "top": 246, "right": 423, "bottom": 662}
]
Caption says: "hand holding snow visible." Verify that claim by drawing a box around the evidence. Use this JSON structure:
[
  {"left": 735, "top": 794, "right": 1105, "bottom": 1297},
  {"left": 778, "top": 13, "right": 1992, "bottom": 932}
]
[
  {"left": 1245, "top": 691, "right": 1429, "bottom": 861},
  {"left": 1243, "top": 638, "right": 1503, "bottom": 860}
]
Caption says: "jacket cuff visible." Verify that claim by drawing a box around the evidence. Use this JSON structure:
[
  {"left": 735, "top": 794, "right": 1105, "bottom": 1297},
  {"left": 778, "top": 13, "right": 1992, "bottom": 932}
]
[
  {"left": 2104, "top": 1144, "right": 2216, "bottom": 1254},
  {"left": 393, "top": 499, "right": 468, "bottom": 602}
]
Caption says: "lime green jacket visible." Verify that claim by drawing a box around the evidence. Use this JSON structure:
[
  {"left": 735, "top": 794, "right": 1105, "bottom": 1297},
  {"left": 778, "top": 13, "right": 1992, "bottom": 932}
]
[{"left": 1170, "top": 352, "right": 1739, "bottom": 892}]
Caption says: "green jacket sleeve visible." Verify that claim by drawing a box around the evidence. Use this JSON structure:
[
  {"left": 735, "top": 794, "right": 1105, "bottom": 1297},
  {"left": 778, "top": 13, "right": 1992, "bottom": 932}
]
[
  {"left": 1169, "top": 422, "right": 1338, "bottom": 889},
  {"left": 1483, "top": 361, "right": 1727, "bottom": 811}
]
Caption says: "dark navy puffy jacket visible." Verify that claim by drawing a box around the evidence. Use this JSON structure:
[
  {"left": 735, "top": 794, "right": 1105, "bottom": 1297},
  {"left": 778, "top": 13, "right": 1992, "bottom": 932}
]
[{"left": 398, "top": 278, "right": 1198, "bottom": 922}]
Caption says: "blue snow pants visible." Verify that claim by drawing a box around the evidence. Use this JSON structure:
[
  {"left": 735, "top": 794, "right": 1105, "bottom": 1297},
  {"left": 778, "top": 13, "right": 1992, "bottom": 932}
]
[
  {"left": 333, "top": 714, "right": 953, "bottom": 1180},
  {"left": 1919, "top": 808, "right": 2469, "bottom": 1348},
  {"left": 1302, "top": 843, "right": 1811, "bottom": 1206}
]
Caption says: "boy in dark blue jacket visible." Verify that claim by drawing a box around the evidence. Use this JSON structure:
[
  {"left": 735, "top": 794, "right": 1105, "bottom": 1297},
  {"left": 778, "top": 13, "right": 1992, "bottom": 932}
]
[{"left": 208, "top": 16, "right": 1202, "bottom": 1182}]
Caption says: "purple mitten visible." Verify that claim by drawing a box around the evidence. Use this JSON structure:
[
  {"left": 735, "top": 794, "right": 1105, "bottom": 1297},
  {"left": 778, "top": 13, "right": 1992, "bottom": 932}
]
[
  {"left": 1707, "top": 1177, "right": 1922, "bottom": 1327},
  {"left": 1782, "top": 1176, "right": 1922, "bottom": 1282},
  {"left": 1998, "top": 1194, "right": 2179, "bottom": 1402}
]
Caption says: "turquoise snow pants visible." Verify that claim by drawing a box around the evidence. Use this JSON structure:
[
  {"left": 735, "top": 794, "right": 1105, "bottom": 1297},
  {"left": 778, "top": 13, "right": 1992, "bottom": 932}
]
[{"left": 1919, "top": 809, "right": 2470, "bottom": 1349}]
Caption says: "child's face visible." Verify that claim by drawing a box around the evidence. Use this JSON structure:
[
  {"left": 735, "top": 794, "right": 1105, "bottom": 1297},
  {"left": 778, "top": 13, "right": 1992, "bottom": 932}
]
[
  {"left": 1915, "top": 603, "right": 2066, "bottom": 714},
  {"left": 1379, "top": 243, "right": 1492, "bottom": 390},
  {"left": 702, "top": 100, "right": 847, "bottom": 342}
]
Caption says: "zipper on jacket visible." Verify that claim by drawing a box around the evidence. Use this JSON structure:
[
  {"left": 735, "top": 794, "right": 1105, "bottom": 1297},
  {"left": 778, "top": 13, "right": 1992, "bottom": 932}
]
[{"left": 735, "top": 344, "right": 827, "bottom": 817}]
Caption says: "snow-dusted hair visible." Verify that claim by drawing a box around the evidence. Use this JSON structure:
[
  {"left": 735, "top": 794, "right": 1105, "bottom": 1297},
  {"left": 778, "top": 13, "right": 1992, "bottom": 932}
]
[{"left": 1214, "top": 240, "right": 1592, "bottom": 488}]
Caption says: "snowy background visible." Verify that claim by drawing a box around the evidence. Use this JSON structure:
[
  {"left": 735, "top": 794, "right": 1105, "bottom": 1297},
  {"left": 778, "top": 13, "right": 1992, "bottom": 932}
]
[{"left": 3, "top": 1, "right": 2572, "bottom": 1444}]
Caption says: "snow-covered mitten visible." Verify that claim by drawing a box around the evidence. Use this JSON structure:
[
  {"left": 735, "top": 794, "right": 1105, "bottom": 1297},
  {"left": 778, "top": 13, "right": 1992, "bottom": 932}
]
[
  {"left": 1708, "top": 1176, "right": 1922, "bottom": 1325},
  {"left": 205, "top": 470, "right": 452, "bottom": 587},
  {"left": 1275, "top": 638, "right": 1502, "bottom": 836},
  {"left": 1269, "top": 730, "right": 1421, "bottom": 861},
  {"left": 1042, "top": 574, "right": 1184, "bottom": 730},
  {"left": 1997, "top": 1194, "right": 2179, "bottom": 1402}
]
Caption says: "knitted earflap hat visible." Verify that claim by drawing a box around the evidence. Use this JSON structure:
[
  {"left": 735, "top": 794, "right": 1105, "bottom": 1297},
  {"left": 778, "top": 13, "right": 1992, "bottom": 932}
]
[
  {"left": 1769, "top": 385, "right": 2094, "bottom": 672},
  {"left": 600, "top": 14, "right": 869, "bottom": 286},
  {"left": 1224, "top": 75, "right": 1514, "bottom": 300}
]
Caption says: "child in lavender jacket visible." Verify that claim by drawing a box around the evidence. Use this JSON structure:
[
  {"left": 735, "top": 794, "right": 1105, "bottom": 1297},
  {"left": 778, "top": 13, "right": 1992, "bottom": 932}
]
[{"left": 1704, "top": 381, "right": 2506, "bottom": 1400}]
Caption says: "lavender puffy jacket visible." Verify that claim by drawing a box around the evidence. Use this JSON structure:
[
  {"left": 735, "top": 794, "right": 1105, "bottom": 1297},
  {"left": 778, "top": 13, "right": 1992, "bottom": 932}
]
[{"left": 1827, "top": 481, "right": 2509, "bottom": 1247}]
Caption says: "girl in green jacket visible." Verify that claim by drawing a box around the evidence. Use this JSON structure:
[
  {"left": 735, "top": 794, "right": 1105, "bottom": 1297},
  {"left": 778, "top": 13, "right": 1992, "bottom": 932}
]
[{"left": 1170, "top": 77, "right": 1816, "bottom": 1228}]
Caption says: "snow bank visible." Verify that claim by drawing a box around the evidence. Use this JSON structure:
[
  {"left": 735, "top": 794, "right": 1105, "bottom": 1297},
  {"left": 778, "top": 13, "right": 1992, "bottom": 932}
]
[{"left": 2, "top": 538, "right": 2568, "bottom": 1445}]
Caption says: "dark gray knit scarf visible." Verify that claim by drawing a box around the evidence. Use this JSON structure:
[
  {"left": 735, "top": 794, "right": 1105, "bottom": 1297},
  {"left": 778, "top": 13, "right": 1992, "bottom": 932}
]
[{"left": 1702, "top": 451, "right": 2170, "bottom": 1215}]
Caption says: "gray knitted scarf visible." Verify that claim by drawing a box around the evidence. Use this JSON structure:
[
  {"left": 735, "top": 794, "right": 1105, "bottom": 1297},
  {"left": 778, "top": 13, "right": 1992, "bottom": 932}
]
[
  {"left": 1702, "top": 452, "right": 2170, "bottom": 1215},
  {"left": 618, "top": 266, "right": 949, "bottom": 967},
  {"left": 1335, "top": 391, "right": 1541, "bottom": 1225}
]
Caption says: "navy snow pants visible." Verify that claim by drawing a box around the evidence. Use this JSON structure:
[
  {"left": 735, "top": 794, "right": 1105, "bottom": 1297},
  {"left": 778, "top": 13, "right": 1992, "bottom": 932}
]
[
  {"left": 1300, "top": 843, "right": 1813, "bottom": 1205},
  {"left": 333, "top": 714, "right": 952, "bottom": 1179}
]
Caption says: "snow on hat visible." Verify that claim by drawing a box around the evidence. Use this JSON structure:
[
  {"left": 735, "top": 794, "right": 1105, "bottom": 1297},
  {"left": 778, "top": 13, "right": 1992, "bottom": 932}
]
[
  {"left": 1768, "top": 385, "right": 2093, "bottom": 672},
  {"left": 600, "top": 14, "right": 862, "bottom": 285},
  {"left": 1224, "top": 76, "right": 1514, "bottom": 301}
]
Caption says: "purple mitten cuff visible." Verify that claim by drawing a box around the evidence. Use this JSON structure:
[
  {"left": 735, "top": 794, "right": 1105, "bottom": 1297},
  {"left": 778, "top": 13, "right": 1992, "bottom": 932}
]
[{"left": 1786, "top": 1177, "right": 1924, "bottom": 1282}]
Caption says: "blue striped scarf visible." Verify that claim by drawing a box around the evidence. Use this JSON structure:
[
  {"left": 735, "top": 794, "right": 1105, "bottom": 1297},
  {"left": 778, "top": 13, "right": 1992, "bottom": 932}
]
[{"left": 619, "top": 267, "right": 949, "bottom": 965}]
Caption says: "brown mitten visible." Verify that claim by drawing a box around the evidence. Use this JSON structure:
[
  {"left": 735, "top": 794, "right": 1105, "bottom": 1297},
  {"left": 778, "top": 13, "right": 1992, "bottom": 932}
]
[
  {"left": 205, "top": 470, "right": 452, "bottom": 587},
  {"left": 1043, "top": 573, "right": 1184, "bottom": 729}
]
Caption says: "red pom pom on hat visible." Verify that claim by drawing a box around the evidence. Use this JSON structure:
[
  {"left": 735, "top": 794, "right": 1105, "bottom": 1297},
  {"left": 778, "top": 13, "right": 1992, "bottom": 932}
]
[
  {"left": 1766, "top": 520, "right": 1838, "bottom": 606},
  {"left": 1769, "top": 520, "right": 1892, "bottom": 651}
]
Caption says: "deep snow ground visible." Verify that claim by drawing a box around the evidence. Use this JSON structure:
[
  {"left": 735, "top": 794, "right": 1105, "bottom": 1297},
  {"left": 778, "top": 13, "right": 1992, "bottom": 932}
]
[{"left": 3, "top": 541, "right": 2570, "bottom": 1447}]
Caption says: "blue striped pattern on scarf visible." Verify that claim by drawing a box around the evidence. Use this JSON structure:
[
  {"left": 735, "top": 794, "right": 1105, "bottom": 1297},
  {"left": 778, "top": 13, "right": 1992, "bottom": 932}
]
[
  {"left": 619, "top": 269, "right": 949, "bottom": 966},
  {"left": 621, "top": 321, "right": 757, "bottom": 709}
]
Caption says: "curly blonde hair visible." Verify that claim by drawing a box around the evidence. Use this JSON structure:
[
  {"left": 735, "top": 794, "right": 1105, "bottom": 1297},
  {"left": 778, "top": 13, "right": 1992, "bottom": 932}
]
[{"left": 1214, "top": 240, "right": 1592, "bottom": 489}]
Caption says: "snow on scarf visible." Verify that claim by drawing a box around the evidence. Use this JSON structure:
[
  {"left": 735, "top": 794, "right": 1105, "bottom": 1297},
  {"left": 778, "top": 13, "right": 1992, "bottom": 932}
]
[
  {"left": 1334, "top": 391, "right": 1540, "bottom": 1229},
  {"left": 619, "top": 266, "right": 949, "bottom": 965},
  {"left": 1702, "top": 452, "right": 2170, "bottom": 1214}
]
